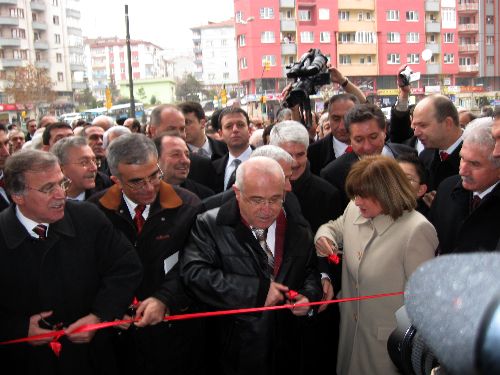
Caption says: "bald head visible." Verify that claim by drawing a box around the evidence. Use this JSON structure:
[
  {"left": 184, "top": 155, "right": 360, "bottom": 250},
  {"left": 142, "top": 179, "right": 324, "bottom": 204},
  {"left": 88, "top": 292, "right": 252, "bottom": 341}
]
[{"left": 150, "top": 104, "right": 186, "bottom": 139}]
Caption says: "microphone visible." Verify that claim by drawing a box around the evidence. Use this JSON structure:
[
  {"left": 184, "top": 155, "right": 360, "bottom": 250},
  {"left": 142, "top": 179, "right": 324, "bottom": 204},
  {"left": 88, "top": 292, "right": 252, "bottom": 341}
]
[{"left": 405, "top": 253, "right": 500, "bottom": 375}]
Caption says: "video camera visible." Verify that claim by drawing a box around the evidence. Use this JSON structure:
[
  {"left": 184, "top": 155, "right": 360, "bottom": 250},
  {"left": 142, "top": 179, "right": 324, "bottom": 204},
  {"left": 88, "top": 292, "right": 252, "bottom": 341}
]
[
  {"left": 387, "top": 253, "right": 500, "bottom": 375},
  {"left": 283, "top": 48, "right": 330, "bottom": 128}
]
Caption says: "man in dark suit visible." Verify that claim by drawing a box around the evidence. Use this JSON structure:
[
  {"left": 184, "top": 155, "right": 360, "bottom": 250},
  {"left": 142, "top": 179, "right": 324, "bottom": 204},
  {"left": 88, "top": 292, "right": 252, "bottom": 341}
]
[
  {"left": 149, "top": 104, "right": 216, "bottom": 190},
  {"left": 178, "top": 101, "right": 228, "bottom": 160},
  {"left": 212, "top": 107, "right": 253, "bottom": 193},
  {"left": 89, "top": 133, "right": 204, "bottom": 375},
  {"left": 181, "top": 157, "right": 322, "bottom": 375},
  {"left": 0, "top": 124, "right": 11, "bottom": 211},
  {"left": 24, "top": 118, "right": 37, "bottom": 142},
  {"left": 41, "top": 122, "right": 73, "bottom": 151},
  {"left": 0, "top": 150, "right": 142, "bottom": 375},
  {"left": 51, "top": 136, "right": 112, "bottom": 201},
  {"left": 412, "top": 95, "right": 464, "bottom": 199},
  {"left": 321, "top": 103, "right": 416, "bottom": 209},
  {"left": 430, "top": 118, "right": 500, "bottom": 254},
  {"left": 154, "top": 132, "right": 215, "bottom": 200}
]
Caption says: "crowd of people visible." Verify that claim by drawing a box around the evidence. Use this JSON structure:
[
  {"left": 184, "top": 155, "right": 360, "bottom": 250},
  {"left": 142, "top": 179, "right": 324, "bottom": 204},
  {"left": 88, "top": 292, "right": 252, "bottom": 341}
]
[{"left": 0, "top": 64, "right": 499, "bottom": 375}]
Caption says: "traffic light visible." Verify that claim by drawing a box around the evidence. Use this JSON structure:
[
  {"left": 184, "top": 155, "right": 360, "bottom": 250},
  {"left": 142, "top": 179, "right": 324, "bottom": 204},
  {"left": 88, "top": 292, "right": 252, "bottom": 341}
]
[{"left": 105, "top": 87, "right": 112, "bottom": 109}]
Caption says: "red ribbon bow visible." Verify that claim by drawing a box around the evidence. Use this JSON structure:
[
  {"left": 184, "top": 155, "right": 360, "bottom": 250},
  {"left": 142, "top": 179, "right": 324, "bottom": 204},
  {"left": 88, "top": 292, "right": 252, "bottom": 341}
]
[
  {"left": 328, "top": 254, "right": 341, "bottom": 265},
  {"left": 286, "top": 290, "right": 298, "bottom": 301}
]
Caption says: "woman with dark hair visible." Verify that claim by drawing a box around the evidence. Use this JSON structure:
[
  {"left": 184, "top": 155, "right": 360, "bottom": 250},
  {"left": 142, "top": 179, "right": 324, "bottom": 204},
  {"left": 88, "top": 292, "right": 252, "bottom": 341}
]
[{"left": 315, "top": 155, "right": 437, "bottom": 375}]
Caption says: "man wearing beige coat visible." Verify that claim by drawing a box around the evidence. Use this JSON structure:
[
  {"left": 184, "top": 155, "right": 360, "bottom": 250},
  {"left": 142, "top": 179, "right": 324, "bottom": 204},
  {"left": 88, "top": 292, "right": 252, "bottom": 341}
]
[{"left": 315, "top": 156, "right": 437, "bottom": 375}]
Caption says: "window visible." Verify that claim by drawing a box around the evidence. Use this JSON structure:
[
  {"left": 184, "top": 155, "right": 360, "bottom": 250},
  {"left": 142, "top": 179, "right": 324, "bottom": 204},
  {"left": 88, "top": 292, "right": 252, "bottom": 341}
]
[
  {"left": 35, "top": 51, "right": 41, "bottom": 61},
  {"left": 57, "top": 72, "right": 64, "bottom": 82},
  {"left": 55, "top": 34, "right": 60, "bottom": 43},
  {"left": 235, "top": 11, "right": 243, "bottom": 23},
  {"left": 52, "top": 0, "right": 58, "bottom": 5},
  {"left": 444, "top": 53, "right": 454, "bottom": 64},
  {"left": 444, "top": 33, "right": 454, "bottom": 43},
  {"left": 298, "top": 9, "right": 311, "bottom": 21},
  {"left": 356, "top": 31, "right": 376, "bottom": 44},
  {"left": 339, "top": 32, "right": 355, "bottom": 43},
  {"left": 406, "top": 11, "right": 419, "bottom": 21},
  {"left": 320, "top": 32, "right": 331, "bottom": 43},
  {"left": 442, "top": 8, "right": 456, "bottom": 24},
  {"left": 338, "top": 11, "right": 349, "bottom": 21},
  {"left": 56, "top": 53, "right": 62, "bottom": 62},
  {"left": 261, "top": 55, "right": 276, "bottom": 66},
  {"left": 486, "top": 56, "right": 494, "bottom": 65},
  {"left": 387, "top": 32, "right": 400, "bottom": 43},
  {"left": 53, "top": 15, "right": 59, "bottom": 25},
  {"left": 221, "top": 39, "right": 227, "bottom": 47},
  {"left": 300, "top": 31, "right": 314, "bottom": 43},
  {"left": 459, "top": 57, "right": 472, "bottom": 65},
  {"left": 13, "top": 49, "right": 27, "bottom": 59},
  {"left": 407, "top": 53, "right": 420, "bottom": 64},
  {"left": 406, "top": 32, "right": 420, "bottom": 43},
  {"left": 486, "top": 36, "right": 494, "bottom": 45},
  {"left": 386, "top": 10, "right": 400, "bottom": 21},
  {"left": 387, "top": 53, "right": 400, "bottom": 64},
  {"left": 238, "top": 34, "right": 246, "bottom": 47},
  {"left": 486, "top": 16, "right": 494, "bottom": 24},
  {"left": 339, "top": 55, "right": 351, "bottom": 65},
  {"left": 365, "top": 12, "right": 372, "bottom": 21},
  {"left": 11, "top": 28, "right": 26, "bottom": 39},
  {"left": 260, "top": 7, "right": 274, "bottom": 19},
  {"left": 223, "top": 72, "right": 229, "bottom": 79},
  {"left": 32, "top": 12, "right": 37, "bottom": 21},
  {"left": 318, "top": 8, "right": 330, "bottom": 20},
  {"left": 360, "top": 56, "right": 373, "bottom": 64},
  {"left": 281, "top": 10, "right": 293, "bottom": 20},
  {"left": 261, "top": 31, "right": 275, "bottom": 43},
  {"left": 427, "top": 34, "right": 437, "bottom": 43},
  {"left": 34, "top": 31, "right": 41, "bottom": 40},
  {"left": 10, "top": 8, "right": 24, "bottom": 18}
]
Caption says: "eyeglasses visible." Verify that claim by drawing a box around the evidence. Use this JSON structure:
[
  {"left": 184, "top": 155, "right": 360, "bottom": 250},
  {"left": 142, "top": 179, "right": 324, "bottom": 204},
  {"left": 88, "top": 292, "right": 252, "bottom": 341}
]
[
  {"left": 241, "top": 193, "right": 284, "bottom": 208},
  {"left": 25, "top": 177, "right": 71, "bottom": 195},
  {"left": 123, "top": 165, "right": 164, "bottom": 191},
  {"left": 70, "top": 158, "right": 97, "bottom": 169}
]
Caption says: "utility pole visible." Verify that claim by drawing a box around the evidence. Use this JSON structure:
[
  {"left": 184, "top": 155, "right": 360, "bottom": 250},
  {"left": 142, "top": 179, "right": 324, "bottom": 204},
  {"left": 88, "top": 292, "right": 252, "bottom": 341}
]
[{"left": 125, "top": 4, "right": 135, "bottom": 118}]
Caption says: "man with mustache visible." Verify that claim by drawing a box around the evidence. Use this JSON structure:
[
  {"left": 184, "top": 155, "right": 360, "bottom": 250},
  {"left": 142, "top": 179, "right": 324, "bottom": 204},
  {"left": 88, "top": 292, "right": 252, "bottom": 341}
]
[{"left": 51, "top": 136, "right": 112, "bottom": 201}]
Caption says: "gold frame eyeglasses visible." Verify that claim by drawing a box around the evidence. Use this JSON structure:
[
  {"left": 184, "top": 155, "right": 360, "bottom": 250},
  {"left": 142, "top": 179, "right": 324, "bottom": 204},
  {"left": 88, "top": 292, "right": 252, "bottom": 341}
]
[
  {"left": 123, "top": 164, "right": 164, "bottom": 191},
  {"left": 25, "top": 177, "right": 72, "bottom": 195}
]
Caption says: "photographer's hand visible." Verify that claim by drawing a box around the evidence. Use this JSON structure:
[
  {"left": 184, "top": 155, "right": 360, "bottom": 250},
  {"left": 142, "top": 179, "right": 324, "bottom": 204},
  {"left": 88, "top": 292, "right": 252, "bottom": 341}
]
[
  {"left": 328, "top": 66, "right": 345, "bottom": 85},
  {"left": 328, "top": 65, "right": 367, "bottom": 104},
  {"left": 280, "top": 83, "right": 302, "bottom": 122},
  {"left": 396, "top": 65, "right": 411, "bottom": 111}
]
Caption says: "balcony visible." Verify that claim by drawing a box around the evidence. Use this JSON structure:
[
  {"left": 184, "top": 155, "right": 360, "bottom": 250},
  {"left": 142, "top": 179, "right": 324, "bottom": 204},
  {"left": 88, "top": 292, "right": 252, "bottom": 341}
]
[
  {"left": 0, "top": 58, "right": 23, "bottom": 68},
  {"left": 35, "top": 60, "right": 50, "bottom": 69},
  {"left": 67, "top": 26, "right": 82, "bottom": 36},
  {"left": 425, "top": 1, "right": 439, "bottom": 12},
  {"left": 0, "top": 0, "right": 18, "bottom": 4},
  {"left": 280, "top": 0, "right": 295, "bottom": 7},
  {"left": 426, "top": 63, "right": 441, "bottom": 75},
  {"left": 458, "top": 44, "right": 479, "bottom": 53},
  {"left": 32, "top": 21, "right": 47, "bottom": 30},
  {"left": 192, "top": 33, "right": 201, "bottom": 41},
  {"left": 72, "top": 81, "right": 87, "bottom": 90},
  {"left": 458, "top": 23, "right": 479, "bottom": 32},
  {"left": 70, "top": 63, "right": 85, "bottom": 71},
  {"left": 458, "top": 64, "right": 479, "bottom": 73},
  {"left": 425, "top": 22, "right": 440, "bottom": 33},
  {"left": 69, "top": 45, "right": 84, "bottom": 54},
  {"left": 34, "top": 40, "right": 49, "bottom": 49},
  {"left": 338, "top": 0, "right": 374, "bottom": 10},
  {"left": 457, "top": 2, "right": 479, "bottom": 12},
  {"left": 0, "top": 37, "right": 21, "bottom": 47},
  {"left": 0, "top": 16, "right": 19, "bottom": 26},
  {"left": 281, "top": 42, "right": 297, "bottom": 55},
  {"left": 280, "top": 19, "right": 295, "bottom": 32},
  {"left": 339, "top": 20, "right": 376, "bottom": 32},
  {"left": 336, "top": 63, "right": 378, "bottom": 76},
  {"left": 66, "top": 8, "right": 81, "bottom": 19},
  {"left": 425, "top": 43, "right": 440, "bottom": 54},
  {"left": 337, "top": 43, "right": 377, "bottom": 55},
  {"left": 30, "top": 1, "right": 46, "bottom": 11}
]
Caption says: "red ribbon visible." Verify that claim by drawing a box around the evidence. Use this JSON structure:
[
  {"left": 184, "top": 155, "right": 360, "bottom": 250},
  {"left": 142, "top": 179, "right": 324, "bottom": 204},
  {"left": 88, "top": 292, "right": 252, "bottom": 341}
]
[
  {"left": 328, "top": 254, "right": 341, "bottom": 264},
  {"left": 0, "top": 291, "right": 403, "bottom": 354}
]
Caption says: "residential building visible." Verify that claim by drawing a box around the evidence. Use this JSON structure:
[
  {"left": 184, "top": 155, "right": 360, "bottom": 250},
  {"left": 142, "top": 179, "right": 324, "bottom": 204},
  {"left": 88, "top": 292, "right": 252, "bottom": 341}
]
[{"left": 85, "top": 36, "right": 167, "bottom": 100}]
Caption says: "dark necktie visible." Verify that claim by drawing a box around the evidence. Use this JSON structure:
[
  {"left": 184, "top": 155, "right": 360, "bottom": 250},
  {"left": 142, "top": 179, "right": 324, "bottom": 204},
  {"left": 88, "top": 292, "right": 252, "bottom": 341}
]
[
  {"left": 0, "top": 178, "right": 4, "bottom": 188},
  {"left": 253, "top": 228, "right": 274, "bottom": 277},
  {"left": 471, "top": 195, "right": 482, "bottom": 211},
  {"left": 134, "top": 205, "right": 146, "bottom": 234},
  {"left": 33, "top": 224, "right": 47, "bottom": 240},
  {"left": 344, "top": 145, "right": 353, "bottom": 154},
  {"left": 439, "top": 151, "right": 449, "bottom": 162},
  {"left": 226, "top": 159, "right": 241, "bottom": 190}
]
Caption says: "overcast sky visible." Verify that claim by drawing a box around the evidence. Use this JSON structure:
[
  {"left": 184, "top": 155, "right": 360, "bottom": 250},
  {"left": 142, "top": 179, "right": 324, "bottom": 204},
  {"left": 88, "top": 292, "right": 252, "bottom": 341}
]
[{"left": 80, "top": 0, "right": 234, "bottom": 56}]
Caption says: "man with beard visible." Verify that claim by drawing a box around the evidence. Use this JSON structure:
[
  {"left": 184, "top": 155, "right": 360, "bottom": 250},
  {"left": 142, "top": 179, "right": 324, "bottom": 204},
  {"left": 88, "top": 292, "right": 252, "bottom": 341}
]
[{"left": 51, "top": 136, "right": 112, "bottom": 200}]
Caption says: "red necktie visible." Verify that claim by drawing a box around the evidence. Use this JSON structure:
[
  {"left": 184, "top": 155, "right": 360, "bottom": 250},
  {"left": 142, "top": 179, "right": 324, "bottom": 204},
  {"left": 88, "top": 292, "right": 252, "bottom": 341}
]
[
  {"left": 439, "top": 151, "right": 449, "bottom": 161},
  {"left": 345, "top": 145, "right": 353, "bottom": 154},
  {"left": 134, "top": 205, "right": 146, "bottom": 234},
  {"left": 471, "top": 195, "right": 482, "bottom": 211},
  {"left": 33, "top": 224, "right": 47, "bottom": 240}
]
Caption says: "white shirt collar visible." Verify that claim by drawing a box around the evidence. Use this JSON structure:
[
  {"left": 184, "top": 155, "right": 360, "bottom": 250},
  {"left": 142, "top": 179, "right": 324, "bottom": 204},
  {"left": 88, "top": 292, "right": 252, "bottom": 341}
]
[
  {"left": 475, "top": 181, "right": 499, "bottom": 199},
  {"left": 441, "top": 134, "right": 463, "bottom": 155},
  {"left": 331, "top": 136, "right": 348, "bottom": 158},
  {"left": 189, "top": 137, "right": 211, "bottom": 156},
  {"left": 123, "top": 193, "right": 150, "bottom": 220},
  {"left": 251, "top": 220, "right": 277, "bottom": 256},
  {"left": 16, "top": 206, "right": 49, "bottom": 239},
  {"left": 66, "top": 191, "right": 86, "bottom": 201}
]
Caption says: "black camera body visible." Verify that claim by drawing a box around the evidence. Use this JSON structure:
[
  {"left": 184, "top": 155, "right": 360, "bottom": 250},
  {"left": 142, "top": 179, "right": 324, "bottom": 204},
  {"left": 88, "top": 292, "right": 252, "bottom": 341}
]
[{"left": 283, "top": 49, "right": 330, "bottom": 127}]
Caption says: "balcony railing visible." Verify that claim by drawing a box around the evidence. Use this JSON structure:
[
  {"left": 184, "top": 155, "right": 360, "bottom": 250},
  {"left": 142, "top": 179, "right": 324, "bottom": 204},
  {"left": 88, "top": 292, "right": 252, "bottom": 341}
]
[
  {"left": 30, "top": 1, "right": 46, "bottom": 11},
  {"left": 458, "top": 23, "right": 479, "bottom": 32},
  {"left": 458, "top": 44, "right": 479, "bottom": 52},
  {"left": 0, "top": 37, "right": 21, "bottom": 47},
  {"left": 280, "top": 0, "right": 295, "bottom": 8},
  {"left": 0, "top": 16, "right": 19, "bottom": 26},
  {"left": 32, "top": 21, "right": 47, "bottom": 30},
  {"left": 458, "top": 64, "right": 479, "bottom": 72},
  {"left": 0, "top": 58, "right": 24, "bottom": 68},
  {"left": 0, "top": 0, "right": 19, "bottom": 4},
  {"left": 457, "top": 2, "right": 479, "bottom": 12},
  {"left": 281, "top": 42, "right": 297, "bottom": 55}
]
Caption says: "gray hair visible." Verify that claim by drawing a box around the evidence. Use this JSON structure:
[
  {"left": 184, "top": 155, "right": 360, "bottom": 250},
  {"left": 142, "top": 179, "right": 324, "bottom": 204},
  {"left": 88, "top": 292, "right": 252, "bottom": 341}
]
[
  {"left": 463, "top": 117, "right": 500, "bottom": 168},
  {"left": 234, "top": 156, "right": 284, "bottom": 192},
  {"left": 103, "top": 126, "right": 132, "bottom": 149},
  {"left": 5, "top": 150, "right": 59, "bottom": 195},
  {"left": 276, "top": 108, "right": 293, "bottom": 122},
  {"left": 251, "top": 144, "right": 293, "bottom": 165},
  {"left": 269, "top": 120, "right": 309, "bottom": 148},
  {"left": 107, "top": 134, "right": 158, "bottom": 177},
  {"left": 51, "top": 136, "right": 89, "bottom": 165},
  {"left": 150, "top": 104, "right": 181, "bottom": 127},
  {"left": 92, "top": 115, "right": 115, "bottom": 129}
]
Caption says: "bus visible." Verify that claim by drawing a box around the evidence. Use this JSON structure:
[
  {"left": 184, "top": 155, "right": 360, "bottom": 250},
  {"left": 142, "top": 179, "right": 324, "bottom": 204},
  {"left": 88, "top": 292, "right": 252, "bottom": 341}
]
[
  {"left": 108, "top": 103, "right": 145, "bottom": 122},
  {"left": 80, "top": 107, "right": 107, "bottom": 122}
]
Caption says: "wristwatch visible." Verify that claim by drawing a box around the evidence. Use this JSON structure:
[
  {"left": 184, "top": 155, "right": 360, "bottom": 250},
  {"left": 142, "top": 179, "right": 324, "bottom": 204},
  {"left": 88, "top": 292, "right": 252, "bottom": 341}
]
[{"left": 341, "top": 78, "right": 349, "bottom": 88}]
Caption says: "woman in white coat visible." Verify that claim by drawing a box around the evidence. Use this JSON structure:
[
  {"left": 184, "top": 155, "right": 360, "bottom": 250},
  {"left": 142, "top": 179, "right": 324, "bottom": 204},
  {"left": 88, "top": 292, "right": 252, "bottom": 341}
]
[{"left": 315, "top": 155, "right": 438, "bottom": 375}]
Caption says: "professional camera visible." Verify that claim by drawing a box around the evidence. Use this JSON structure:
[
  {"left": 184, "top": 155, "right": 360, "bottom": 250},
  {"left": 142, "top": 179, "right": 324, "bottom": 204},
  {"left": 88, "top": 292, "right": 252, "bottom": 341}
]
[
  {"left": 283, "top": 48, "right": 330, "bottom": 128},
  {"left": 387, "top": 253, "right": 500, "bottom": 375}
]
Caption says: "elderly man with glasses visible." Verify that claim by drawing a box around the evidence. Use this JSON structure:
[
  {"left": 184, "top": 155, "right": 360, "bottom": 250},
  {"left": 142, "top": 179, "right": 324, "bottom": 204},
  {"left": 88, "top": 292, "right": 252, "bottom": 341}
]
[
  {"left": 88, "top": 133, "right": 204, "bottom": 375},
  {"left": 181, "top": 156, "right": 322, "bottom": 375}
]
